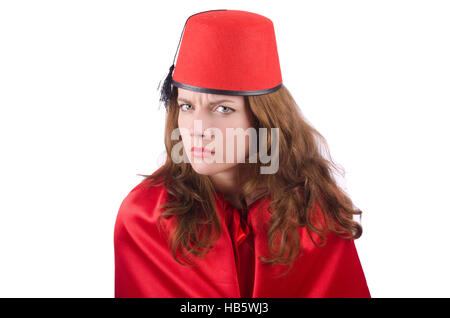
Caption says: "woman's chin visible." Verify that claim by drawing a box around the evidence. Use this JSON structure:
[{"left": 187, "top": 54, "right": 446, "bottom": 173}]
[
  {"left": 190, "top": 161, "right": 238, "bottom": 176},
  {"left": 190, "top": 161, "right": 219, "bottom": 175}
]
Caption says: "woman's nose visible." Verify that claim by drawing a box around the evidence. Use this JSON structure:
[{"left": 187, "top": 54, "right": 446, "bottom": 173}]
[
  {"left": 190, "top": 126, "right": 216, "bottom": 141},
  {"left": 189, "top": 112, "right": 215, "bottom": 139}
]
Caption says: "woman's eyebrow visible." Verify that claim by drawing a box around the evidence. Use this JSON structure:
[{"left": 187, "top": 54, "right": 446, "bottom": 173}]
[{"left": 177, "top": 97, "right": 236, "bottom": 105}]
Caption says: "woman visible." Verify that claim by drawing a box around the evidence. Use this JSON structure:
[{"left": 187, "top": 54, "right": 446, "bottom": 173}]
[{"left": 114, "top": 9, "right": 370, "bottom": 298}]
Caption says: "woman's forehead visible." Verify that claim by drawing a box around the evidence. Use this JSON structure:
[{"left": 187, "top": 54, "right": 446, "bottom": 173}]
[{"left": 177, "top": 88, "right": 242, "bottom": 102}]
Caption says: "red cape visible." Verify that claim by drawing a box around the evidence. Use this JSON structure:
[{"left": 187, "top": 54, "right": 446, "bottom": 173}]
[{"left": 114, "top": 176, "right": 371, "bottom": 298}]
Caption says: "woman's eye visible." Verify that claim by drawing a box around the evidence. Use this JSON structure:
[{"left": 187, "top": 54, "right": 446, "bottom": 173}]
[
  {"left": 178, "top": 103, "right": 234, "bottom": 114},
  {"left": 178, "top": 104, "right": 192, "bottom": 111},
  {"left": 216, "top": 105, "right": 235, "bottom": 114}
]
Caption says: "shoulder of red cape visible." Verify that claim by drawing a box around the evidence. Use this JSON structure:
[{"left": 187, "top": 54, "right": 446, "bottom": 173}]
[{"left": 117, "top": 170, "right": 351, "bottom": 249}]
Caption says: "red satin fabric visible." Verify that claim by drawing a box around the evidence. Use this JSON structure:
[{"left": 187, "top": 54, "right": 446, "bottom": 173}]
[{"left": 114, "top": 178, "right": 371, "bottom": 298}]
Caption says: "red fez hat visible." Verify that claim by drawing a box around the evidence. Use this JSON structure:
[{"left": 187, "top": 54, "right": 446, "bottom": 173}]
[{"left": 158, "top": 9, "right": 283, "bottom": 109}]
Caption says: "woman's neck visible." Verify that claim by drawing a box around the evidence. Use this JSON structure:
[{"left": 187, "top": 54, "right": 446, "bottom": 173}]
[
  {"left": 210, "top": 166, "right": 268, "bottom": 210},
  {"left": 210, "top": 166, "right": 244, "bottom": 208},
  {"left": 210, "top": 166, "right": 240, "bottom": 195}
]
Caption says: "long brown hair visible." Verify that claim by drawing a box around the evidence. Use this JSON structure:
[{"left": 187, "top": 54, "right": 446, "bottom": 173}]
[{"left": 139, "top": 84, "right": 363, "bottom": 274}]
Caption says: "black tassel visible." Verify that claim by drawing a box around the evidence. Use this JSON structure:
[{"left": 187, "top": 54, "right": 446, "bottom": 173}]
[{"left": 157, "top": 64, "right": 175, "bottom": 110}]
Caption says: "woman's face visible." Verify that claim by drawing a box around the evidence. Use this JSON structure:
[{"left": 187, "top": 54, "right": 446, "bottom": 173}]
[{"left": 177, "top": 87, "right": 254, "bottom": 176}]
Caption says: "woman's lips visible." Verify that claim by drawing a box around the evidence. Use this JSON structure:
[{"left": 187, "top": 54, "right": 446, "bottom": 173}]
[{"left": 191, "top": 146, "right": 215, "bottom": 158}]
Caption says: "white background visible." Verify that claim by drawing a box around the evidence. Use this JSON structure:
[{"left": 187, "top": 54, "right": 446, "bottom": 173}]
[{"left": 0, "top": 0, "right": 449, "bottom": 297}]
